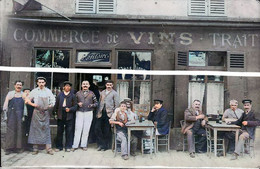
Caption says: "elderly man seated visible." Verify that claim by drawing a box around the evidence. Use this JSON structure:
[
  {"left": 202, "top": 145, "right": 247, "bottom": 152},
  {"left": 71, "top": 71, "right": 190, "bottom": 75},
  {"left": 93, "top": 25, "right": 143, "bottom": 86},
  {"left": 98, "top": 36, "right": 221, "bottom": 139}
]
[
  {"left": 181, "top": 100, "right": 207, "bottom": 158},
  {"left": 222, "top": 99, "right": 244, "bottom": 153},
  {"left": 229, "top": 99, "right": 260, "bottom": 160}
]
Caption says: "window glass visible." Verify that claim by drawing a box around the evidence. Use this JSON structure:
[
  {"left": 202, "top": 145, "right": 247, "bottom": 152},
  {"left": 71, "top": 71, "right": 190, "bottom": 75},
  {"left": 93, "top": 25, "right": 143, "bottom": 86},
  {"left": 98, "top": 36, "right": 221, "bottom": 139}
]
[
  {"left": 35, "top": 49, "right": 70, "bottom": 95},
  {"left": 117, "top": 51, "right": 152, "bottom": 113},
  {"left": 189, "top": 51, "right": 206, "bottom": 66},
  {"left": 208, "top": 51, "right": 225, "bottom": 66}
]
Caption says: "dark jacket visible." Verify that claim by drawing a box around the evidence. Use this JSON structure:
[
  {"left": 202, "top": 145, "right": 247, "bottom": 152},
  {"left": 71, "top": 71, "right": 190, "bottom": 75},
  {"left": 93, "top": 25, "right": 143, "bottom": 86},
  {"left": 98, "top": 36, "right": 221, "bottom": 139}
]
[
  {"left": 76, "top": 90, "right": 98, "bottom": 112},
  {"left": 53, "top": 91, "right": 78, "bottom": 120},
  {"left": 181, "top": 108, "right": 206, "bottom": 134},
  {"left": 231, "top": 110, "right": 260, "bottom": 139},
  {"left": 148, "top": 107, "right": 169, "bottom": 135}
]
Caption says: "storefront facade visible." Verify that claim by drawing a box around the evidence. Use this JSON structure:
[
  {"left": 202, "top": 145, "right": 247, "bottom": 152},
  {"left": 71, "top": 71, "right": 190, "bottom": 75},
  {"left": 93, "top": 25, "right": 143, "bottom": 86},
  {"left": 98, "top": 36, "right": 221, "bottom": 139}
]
[{"left": 3, "top": 19, "right": 259, "bottom": 127}]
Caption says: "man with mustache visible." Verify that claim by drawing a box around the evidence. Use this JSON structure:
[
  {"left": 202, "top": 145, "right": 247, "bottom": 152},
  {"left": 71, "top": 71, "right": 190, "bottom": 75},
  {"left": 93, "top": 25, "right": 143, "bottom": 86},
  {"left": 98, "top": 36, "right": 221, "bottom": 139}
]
[
  {"left": 181, "top": 100, "right": 207, "bottom": 158},
  {"left": 53, "top": 81, "right": 78, "bottom": 152},
  {"left": 229, "top": 99, "right": 260, "bottom": 160},
  {"left": 222, "top": 99, "right": 243, "bottom": 153},
  {"left": 96, "top": 80, "right": 119, "bottom": 151},
  {"left": 26, "top": 77, "right": 55, "bottom": 155},
  {"left": 72, "top": 80, "right": 98, "bottom": 151},
  {"left": 3, "top": 80, "right": 25, "bottom": 155}
]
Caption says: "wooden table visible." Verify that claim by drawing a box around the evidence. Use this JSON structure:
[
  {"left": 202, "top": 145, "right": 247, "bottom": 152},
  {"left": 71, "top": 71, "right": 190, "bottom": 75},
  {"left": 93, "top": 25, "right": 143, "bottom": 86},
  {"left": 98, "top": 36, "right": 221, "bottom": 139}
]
[
  {"left": 206, "top": 121, "right": 240, "bottom": 157},
  {"left": 126, "top": 120, "right": 155, "bottom": 157}
]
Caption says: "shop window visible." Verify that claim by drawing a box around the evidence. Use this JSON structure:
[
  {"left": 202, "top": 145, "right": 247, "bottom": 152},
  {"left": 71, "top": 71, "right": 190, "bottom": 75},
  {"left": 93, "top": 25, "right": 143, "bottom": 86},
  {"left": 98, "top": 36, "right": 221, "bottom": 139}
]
[
  {"left": 76, "top": 0, "right": 115, "bottom": 14},
  {"left": 188, "top": 51, "right": 225, "bottom": 67},
  {"left": 117, "top": 51, "right": 152, "bottom": 116},
  {"left": 188, "top": 0, "right": 226, "bottom": 16},
  {"left": 35, "top": 49, "right": 70, "bottom": 95},
  {"left": 188, "top": 75, "right": 224, "bottom": 115}
]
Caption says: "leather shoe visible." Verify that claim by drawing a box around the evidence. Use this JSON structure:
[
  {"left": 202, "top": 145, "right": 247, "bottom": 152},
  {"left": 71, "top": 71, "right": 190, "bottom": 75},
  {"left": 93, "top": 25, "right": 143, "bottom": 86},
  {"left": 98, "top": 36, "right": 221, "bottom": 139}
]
[
  {"left": 190, "top": 152, "right": 195, "bottom": 158},
  {"left": 66, "top": 149, "right": 71, "bottom": 152},
  {"left": 82, "top": 147, "right": 88, "bottom": 151},
  {"left": 32, "top": 150, "right": 38, "bottom": 155},
  {"left": 122, "top": 155, "right": 129, "bottom": 160},
  {"left": 5, "top": 151, "right": 12, "bottom": 155},
  {"left": 130, "top": 152, "right": 136, "bottom": 156},
  {"left": 71, "top": 148, "right": 76, "bottom": 152},
  {"left": 97, "top": 147, "right": 102, "bottom": 151},
  {"left": 231, "top": 153, "right": 238, "bottom": 160}
]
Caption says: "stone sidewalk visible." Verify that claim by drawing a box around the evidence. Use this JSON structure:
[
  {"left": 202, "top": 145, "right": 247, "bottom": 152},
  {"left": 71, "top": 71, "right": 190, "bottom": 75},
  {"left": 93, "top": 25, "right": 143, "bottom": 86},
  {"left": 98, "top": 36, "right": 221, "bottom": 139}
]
[{"left": 1, "top": 142, "right": 260, "bottom": 168}]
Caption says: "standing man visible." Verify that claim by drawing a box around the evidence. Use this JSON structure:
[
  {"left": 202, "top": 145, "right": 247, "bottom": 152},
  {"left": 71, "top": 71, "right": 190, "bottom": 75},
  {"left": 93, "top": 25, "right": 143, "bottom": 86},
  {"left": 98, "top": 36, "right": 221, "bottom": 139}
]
[
  {"left": 148, "top": 99, "right": 169, "bottom": 136},
  {"left": 72, "top": 80, "right": 98, "bottom": 151},
  {"left": 3, "top": 80, "right": 25, "bottom": 155},
  {"left": 22, "top": 88, "right": 34, "bottom": 151},
  {"left": 26, "top": 77, "right": 55, "bottom": 155},
  {"left": 230, "top": 99, "right": 260, "bottom": 160},
  {"left": 181, "top": 100, "right": 207, "bottom": 158},
  {"left": 222, "top": 99, "right": 243, "bottom": 153},
  {"left": 53, "top": 81, "right": 77, "bottom": 152},
  {"left": 96, "top": 80, "right": 119, "bottom": 151}
]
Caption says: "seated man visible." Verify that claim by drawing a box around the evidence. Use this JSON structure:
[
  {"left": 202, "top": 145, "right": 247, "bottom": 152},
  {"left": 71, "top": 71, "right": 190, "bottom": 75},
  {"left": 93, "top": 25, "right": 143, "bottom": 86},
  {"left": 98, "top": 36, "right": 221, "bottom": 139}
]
[
  {"left": 113, "top": 99, "right": 138, "bottom": 156},
  {"left": 109, "top": 101, "right": 130, "bottom": 160},
  {"left": 222, "top": 99, "right": 243, "bottom": 153},
  {"left": 229, "top": 99, "right": 260, "bottom": 160},
  {"left": 181, "top": 100, "right": 207, "bottom": 158},
  {"left": 148, "top": 99, "right": 169, "bottom": 136}
]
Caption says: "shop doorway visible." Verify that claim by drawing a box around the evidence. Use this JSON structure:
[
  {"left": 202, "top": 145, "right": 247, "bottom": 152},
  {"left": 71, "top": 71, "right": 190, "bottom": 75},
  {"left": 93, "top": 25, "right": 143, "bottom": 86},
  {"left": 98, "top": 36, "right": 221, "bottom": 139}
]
[{"left": 75, "top": 67, "right": 111, "bottom": 144}]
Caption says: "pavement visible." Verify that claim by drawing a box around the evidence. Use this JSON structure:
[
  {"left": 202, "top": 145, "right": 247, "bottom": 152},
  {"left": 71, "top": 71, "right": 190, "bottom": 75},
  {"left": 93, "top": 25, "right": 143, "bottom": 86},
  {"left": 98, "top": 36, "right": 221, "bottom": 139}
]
[{"left": 1, "top": 141, "right": 260, "bottom": 169}]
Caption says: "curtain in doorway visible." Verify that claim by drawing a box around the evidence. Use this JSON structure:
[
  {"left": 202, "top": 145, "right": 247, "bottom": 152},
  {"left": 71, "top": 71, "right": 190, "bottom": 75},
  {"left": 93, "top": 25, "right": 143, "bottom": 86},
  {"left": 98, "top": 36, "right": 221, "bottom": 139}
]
[
  {"left": 207, "top": 83, "right": 224, "bottom": 115},
  {"left": 117, "top": 81, "right": 129, "bottom": 102},
  {"left": 140, "top": 82, "right": 151, "bottom": 105},
  {"left": 188, "top": 82, "right": 205, "bottom": 110}
]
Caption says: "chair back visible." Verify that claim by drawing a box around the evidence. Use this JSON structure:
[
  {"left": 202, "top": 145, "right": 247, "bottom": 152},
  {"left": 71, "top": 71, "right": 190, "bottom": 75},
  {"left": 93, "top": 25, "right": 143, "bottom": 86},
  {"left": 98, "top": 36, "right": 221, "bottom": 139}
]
[{"left": 180, "top": 120, "right": 185, "bottom": 128}]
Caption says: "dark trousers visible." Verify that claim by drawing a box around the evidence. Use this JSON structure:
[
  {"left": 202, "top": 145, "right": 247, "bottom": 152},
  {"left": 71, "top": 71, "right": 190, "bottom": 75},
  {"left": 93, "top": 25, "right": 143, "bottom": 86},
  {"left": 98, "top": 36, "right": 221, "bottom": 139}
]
[
  {"left": 224, "top": 131, "right": 236, "bottom": 152},
  {"left": 56, "top": 118, "right": 74, "bottom": 149},
  {"left": 187, "top": 127, "right": 207, "bottom": 153},
  {"left": 95, "top": 108, "right": 112, "bottom": 149}
]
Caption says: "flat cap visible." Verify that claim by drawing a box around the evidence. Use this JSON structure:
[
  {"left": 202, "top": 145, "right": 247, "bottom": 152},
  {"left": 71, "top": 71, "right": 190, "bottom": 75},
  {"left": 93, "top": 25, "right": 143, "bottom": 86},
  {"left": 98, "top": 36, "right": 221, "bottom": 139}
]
[
  {"left": 154, "top": 99, "right": 163, "bottom": 104},
  {"left": 242, "top": 99, "right": 252, "bottom": 104},
  {"left": 63, "top": 81, "right": 72, "bottom": 86},
  {"left": 123, "top": 98, "right": 131, "bottom": 102},
  {"left": 36, "top": 76, "right": 47, "bottom": 82}
]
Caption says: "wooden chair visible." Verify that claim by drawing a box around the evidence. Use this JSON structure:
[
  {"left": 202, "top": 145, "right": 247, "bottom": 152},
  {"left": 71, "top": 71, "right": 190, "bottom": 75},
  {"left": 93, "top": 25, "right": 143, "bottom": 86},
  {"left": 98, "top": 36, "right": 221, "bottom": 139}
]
[
  {"left": 141, "top": 136, "right": 155, "bottom": 155},
  {"left": 242, "top": 138, "right": 255, "bottom": 158},
  {"left": 112, "top": 127, "right": 121, "bottom": 157},
  {"left": 205, "top": 125, "right": 225, "bottom": 157},
  {"left": 156, "top": 121, "right": 171, "bottom": 152},
  {"left": 180, "top": 120, "right": 198, "bottom": 152}
]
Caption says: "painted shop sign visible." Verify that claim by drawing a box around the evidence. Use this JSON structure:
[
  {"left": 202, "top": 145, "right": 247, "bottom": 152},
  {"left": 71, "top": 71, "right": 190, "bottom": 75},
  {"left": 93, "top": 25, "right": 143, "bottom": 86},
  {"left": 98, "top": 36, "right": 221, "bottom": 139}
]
[
  {"left": 13, "top": 28, "right": 259, "bottom": 48},
  {"left": 77, "top": 51, "right": 110, "bottom": 63}
]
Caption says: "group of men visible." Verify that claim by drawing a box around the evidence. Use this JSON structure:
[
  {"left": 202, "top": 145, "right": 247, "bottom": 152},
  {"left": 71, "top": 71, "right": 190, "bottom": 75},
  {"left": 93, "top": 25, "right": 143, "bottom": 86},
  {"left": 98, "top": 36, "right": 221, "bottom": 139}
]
[
  {"left": 3, "top": 77, "right": 259, "bottom": 161},
  {"left": 3, "top": 77, "right": 169, "bottom": 160},
  {"left": 3, "top": 78, "right": 120, "bottom": 155},
  {"left": 181, "top": 99, "right": 260, "bottom": 160}
]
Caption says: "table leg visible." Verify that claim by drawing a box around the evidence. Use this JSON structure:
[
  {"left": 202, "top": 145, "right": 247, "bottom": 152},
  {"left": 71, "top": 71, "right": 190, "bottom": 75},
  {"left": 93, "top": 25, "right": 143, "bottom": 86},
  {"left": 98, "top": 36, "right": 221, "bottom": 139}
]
[
  {"left": 235, "top": 129, "right": 239, "bottom": 150},
  {"left": 128, "top": 128, "right": 131, "bottom": 157},
  {"left": 150, "top": 127, "right": 153, "bottom": 156},
  {"left": 214, "top": 129, "right": 217, "bottom": 157}
]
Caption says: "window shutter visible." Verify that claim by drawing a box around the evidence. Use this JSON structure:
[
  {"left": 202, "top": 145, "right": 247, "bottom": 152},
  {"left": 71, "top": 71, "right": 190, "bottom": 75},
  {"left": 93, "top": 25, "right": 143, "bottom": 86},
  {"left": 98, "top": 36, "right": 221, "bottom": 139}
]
[
  {"left": 97, "top": 0, "right": 115, "bottom": 13},
  {"left": 209, "top": 0, "right": 225, "bottom": 16},
  {"left": 188, "top": 0, "right": 207, "bottom": 16},
  {"left": 176, "top": 51, "right": 187, "bottom": 69},
  {"left": 76, "top": 0, "right": 96, "bottom": 14},
  {"left": 227, "top": 52, "right": 245, "bottom": 71}
]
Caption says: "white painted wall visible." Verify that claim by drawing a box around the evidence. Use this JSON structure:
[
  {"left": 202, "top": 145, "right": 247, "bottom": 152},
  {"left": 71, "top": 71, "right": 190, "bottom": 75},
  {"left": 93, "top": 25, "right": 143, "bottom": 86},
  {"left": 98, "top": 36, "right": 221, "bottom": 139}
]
[{"left": 3, "top": 0, "right": 260, "bottom": 19}]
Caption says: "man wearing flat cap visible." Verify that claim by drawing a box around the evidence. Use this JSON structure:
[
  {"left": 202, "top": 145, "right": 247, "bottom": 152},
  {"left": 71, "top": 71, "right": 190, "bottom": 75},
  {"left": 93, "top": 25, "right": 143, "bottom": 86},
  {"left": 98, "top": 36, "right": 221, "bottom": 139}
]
[
  {"left": 53, "top": 81, "right": 78, "bottom": 152},
  {"left": 25, "top": 77, "right": 55, "bottom": 155},
  {"left": 230, "top": 99, "right": 260, "bottom": 160},
  {"left": 148, "top": 99, "right": 169, "bottom": 135}
]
